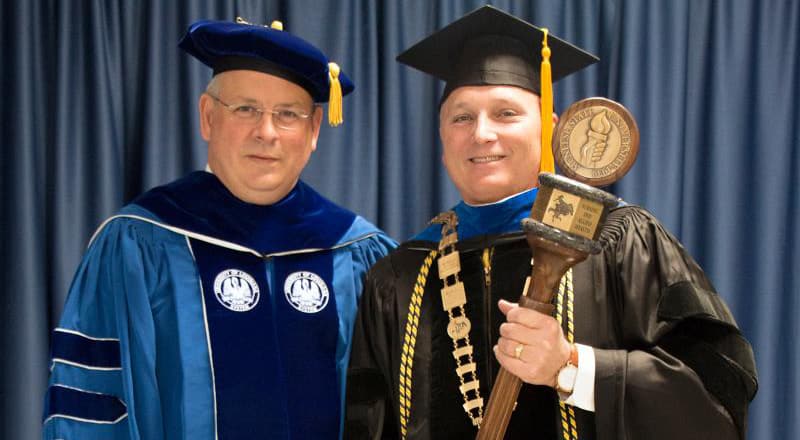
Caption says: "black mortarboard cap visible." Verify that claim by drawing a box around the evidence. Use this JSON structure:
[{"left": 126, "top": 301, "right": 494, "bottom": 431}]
[{"left": 396, "top": 5, "right": 599, "bottom": 102}]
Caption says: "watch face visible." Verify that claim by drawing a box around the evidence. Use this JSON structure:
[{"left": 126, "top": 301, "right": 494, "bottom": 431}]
[{"left": 557, "top": 364, "right": 579, "bottom": 393}]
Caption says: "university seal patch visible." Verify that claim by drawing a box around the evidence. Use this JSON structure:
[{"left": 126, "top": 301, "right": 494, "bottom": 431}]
[
  {"left": 284, "top": 271, "right": 330, "bottom": 313},
  {"left": 213, "top": 269, "right": 260, "bottom": 312}
]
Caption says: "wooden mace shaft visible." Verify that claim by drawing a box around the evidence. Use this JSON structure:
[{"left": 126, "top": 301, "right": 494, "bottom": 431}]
[{"left": 475, "top": 237, "right": 587, "bottom": 440}]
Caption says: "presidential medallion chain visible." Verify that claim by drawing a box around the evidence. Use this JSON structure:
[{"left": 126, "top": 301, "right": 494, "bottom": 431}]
[
  {"left": 413, "top": 211, "right": 577, "bottom": 435},
  {"left": 432, "top": 211, "right": 484, "bottom": 427}
]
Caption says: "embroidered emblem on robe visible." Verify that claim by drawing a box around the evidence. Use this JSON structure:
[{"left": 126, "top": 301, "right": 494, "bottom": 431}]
[
  {"left": 213, "top": 269, "right": 261, "bottom": 312},
  {"left": 284, "top": 271, "right": 330, "bottom": 313}
]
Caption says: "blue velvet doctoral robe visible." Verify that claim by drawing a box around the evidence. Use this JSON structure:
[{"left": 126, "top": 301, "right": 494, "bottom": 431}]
[{"left": 43, "top": 171, "right": 396, "bottom": 440}]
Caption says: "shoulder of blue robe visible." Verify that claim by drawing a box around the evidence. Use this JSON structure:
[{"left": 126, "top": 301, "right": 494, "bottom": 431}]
[
  {"left": 326, "top": 214, "right": 397, "bottom": 370},
  {"left": 44, "top": 215, "right": 213, "bottom": 439},
  {"left": 323, "top": 215, "right": 396, "bottom": 438},
  {"left": 128, "top": 170, "right": 367, "bottom": 254}
]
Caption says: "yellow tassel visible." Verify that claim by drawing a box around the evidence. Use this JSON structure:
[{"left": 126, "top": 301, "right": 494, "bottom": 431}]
[
  {"left": 539, "top": 28, "right": 555, "bottom": 174},
  {"left": 270, "top": 20, "right": 283, "bottom": 30},
  {"left": 328, "top": 62, "right": 343, "bottom": 126}
]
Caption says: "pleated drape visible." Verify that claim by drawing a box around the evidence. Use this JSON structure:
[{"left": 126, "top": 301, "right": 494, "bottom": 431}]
[{"left": 2, "top": 1, "right": 797, "bottom": 438}]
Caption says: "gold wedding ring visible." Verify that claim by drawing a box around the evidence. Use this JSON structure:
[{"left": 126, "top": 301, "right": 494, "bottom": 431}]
[{"left": 514, "top": 344, "right": 524, "bottom": 359}]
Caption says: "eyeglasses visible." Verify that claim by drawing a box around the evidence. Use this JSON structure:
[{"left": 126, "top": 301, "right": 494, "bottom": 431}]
[{"left": 206, "top": 93, "right": 313, "bottom": 131}]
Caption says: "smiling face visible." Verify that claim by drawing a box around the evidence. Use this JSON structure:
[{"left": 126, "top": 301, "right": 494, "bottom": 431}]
[
  {"left": 199, "top": 70, "right": 323, "bottom": 205},
  {"left": 439, "top": 85, "right": 549, "bottom": 205}
]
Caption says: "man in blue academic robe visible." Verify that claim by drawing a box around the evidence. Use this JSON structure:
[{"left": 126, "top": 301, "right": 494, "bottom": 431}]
[{"left": 42, "top": 18, "right": 395, "bottom": 439}]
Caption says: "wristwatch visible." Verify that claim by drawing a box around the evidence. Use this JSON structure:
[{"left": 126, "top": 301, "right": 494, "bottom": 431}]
[{"left": 555, "top": 344, "right": 579, "bottom": 399}]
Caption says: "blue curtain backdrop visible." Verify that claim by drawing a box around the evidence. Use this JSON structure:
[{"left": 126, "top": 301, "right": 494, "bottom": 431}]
[{"left": 1, "top": 0, "right": 797, "bottom": 438}]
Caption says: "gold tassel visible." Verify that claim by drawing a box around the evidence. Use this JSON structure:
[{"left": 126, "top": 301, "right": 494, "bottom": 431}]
[
  {"left": 270, "top": 20, "right": 283, "bottom": 30},
  {"left": 328, "top": 62, "right": 343, "bottom": 126},
  {"left": 539, "top": 28, "right": 555, "bottom": 174}
]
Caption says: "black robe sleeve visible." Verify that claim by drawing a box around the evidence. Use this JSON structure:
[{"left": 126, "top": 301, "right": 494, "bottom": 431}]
[{"left": 591, "top": 206, "right": 757, "bottom": 440}]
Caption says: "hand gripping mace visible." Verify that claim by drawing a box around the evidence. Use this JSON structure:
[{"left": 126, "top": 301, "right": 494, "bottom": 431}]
[{"left": 476, "top": 172, "right": 618, "bottom": 439}]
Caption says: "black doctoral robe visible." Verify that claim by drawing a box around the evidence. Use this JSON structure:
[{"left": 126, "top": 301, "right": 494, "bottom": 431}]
[{"left": 345, "top": 198, "right": 757, "bottom": 440}]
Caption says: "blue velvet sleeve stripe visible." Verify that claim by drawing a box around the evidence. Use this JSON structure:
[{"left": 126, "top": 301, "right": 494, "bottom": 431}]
[
  {"left": 43, "top": 385, "right": 127, "bottom": 424},
  {"left": 51, "top": 328, "right": 121, "bottom": 370}
]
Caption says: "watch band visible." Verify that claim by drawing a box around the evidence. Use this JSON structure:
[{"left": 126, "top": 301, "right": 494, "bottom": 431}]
[
  {"left": 555, "top": 344, "right": 579, "bottom": 397},
  {"left": 567, "top": 343, "right": 579, "bottom": 367}
]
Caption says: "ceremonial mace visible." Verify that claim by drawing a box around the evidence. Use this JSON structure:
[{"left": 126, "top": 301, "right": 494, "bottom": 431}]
[{"left": 476, "top": 98, "right": 639, "bottom": 439}]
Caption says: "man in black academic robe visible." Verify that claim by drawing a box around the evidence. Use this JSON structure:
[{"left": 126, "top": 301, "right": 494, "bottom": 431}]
[{"left": 345, "top": 6, "right": 756, "bottom": 440}]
